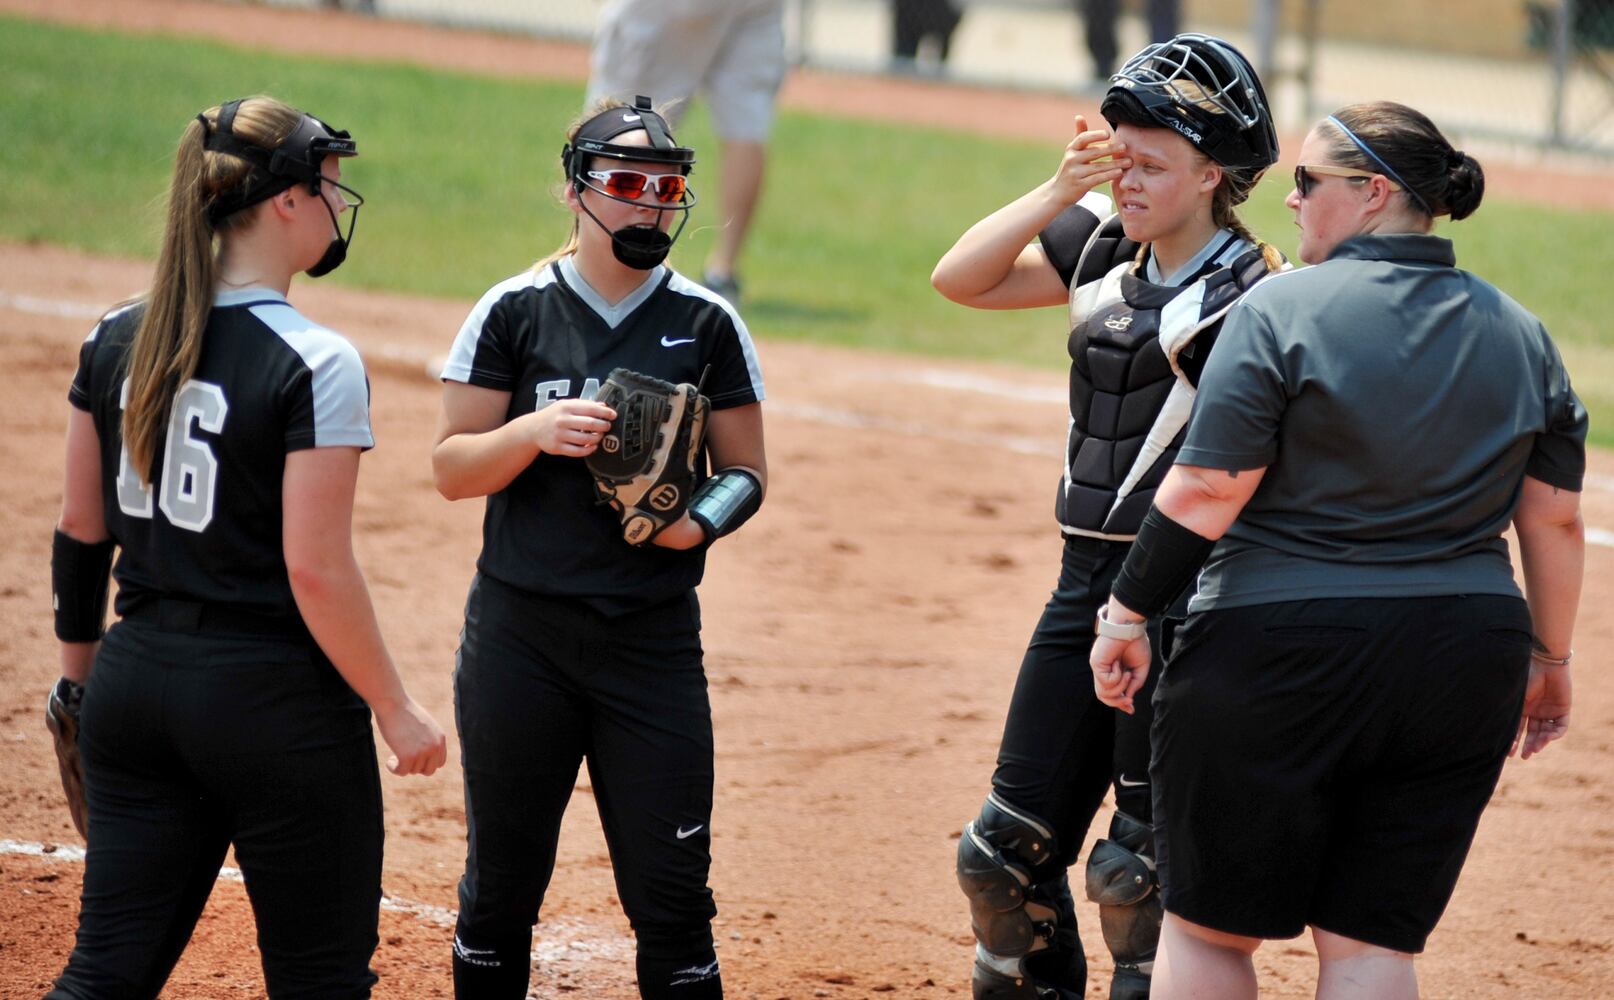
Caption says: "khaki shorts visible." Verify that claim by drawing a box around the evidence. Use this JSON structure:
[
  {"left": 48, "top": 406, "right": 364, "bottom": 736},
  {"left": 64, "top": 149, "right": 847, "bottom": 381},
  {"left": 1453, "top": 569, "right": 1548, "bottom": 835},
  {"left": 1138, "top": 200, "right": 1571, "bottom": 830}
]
[{"left": 587, "top": 0, "right": 786, "bottom": 141}]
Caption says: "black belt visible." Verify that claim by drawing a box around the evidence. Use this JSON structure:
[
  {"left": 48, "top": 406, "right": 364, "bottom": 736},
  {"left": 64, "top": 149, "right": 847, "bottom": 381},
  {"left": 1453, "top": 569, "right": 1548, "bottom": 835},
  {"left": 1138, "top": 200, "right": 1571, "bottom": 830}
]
[{"left": 121, "top": 597, "right": 311, "bottom": 640}]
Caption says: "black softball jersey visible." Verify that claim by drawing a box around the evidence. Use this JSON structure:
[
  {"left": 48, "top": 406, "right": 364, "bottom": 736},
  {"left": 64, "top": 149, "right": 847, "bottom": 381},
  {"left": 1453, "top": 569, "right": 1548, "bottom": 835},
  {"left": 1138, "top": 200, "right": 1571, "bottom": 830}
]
[
  {"left": 69, "top": 288, "right": 374, "bottom": 621},
  {"left": 441, "top": 257, "right": 765, "bottom": 614}
]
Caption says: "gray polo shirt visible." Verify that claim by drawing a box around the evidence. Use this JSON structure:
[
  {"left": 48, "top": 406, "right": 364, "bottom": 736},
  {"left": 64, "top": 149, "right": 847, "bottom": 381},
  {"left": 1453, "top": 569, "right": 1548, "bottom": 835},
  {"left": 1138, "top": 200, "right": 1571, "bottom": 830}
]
[{"left": 1178, "top": 233, "right": 1587, "bottom": 612}]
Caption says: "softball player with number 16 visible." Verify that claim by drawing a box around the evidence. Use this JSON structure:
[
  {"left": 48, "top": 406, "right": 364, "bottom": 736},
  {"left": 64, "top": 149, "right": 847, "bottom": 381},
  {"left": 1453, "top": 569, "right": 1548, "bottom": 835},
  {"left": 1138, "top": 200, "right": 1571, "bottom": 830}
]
[{"left": 46, "top": 95, "right": 447, "bottom": 999}]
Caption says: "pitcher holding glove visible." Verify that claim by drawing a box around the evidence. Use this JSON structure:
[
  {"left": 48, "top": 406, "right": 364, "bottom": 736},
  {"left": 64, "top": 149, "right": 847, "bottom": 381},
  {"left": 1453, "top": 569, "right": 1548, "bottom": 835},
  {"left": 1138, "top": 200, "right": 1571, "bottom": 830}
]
[{"left": 433, "top": 96, "right": 767, "bottom": 999}]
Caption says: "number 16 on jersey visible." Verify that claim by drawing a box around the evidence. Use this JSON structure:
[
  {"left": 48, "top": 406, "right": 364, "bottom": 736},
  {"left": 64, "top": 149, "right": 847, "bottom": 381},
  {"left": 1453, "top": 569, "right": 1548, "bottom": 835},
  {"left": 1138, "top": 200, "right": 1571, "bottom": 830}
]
[{"left": 115, "top": 377, "right": 229, "bottom": 533}]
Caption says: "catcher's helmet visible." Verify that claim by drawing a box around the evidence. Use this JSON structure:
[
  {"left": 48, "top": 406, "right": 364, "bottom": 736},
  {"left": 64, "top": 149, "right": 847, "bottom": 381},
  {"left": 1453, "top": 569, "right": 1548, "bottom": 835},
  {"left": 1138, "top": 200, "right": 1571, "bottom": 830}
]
[{"left": 1100, "top": 33, "right": 1278, "bottom": 174}]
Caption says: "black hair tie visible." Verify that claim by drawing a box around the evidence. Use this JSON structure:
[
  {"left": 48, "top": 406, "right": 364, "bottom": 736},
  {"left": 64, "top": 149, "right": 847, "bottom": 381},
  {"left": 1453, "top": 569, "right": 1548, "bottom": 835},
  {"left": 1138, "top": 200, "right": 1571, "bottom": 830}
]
[{"left": 1447, "top": 148, "right": 1466, "bottom": 170}]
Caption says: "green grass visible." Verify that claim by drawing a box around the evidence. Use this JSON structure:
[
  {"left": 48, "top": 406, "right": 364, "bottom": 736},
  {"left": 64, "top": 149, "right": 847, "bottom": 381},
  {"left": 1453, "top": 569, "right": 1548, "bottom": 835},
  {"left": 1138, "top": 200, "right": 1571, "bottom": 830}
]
[{"left": 5, "top": 14, "right": 1614, "bottom": 442}]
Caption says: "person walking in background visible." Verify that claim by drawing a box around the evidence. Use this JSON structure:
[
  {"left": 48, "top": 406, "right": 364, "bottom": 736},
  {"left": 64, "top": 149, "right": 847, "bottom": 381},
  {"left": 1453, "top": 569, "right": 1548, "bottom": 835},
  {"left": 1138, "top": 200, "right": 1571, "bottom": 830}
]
[
  {"left": 1080, "top": 0, "right": 1179, "bottom": 80},
  {"left": 587, "top": 0, "right": 786, "bottom": 307},
  {"left": 933, "top": 34, "right": 1281, "bottom": 1000},
  {"left": 46, "top": 95, "right": 446, "bottom": 999},
  {"left": 1090, "top": 101, "right": 1584, "bottom": 1000}
]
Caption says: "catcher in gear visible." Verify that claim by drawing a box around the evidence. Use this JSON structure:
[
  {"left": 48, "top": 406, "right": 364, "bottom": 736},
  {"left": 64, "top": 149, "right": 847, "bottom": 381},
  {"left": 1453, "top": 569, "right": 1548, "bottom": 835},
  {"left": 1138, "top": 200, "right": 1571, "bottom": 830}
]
[
  {"left": 434, "top": 96, "right": 766, "bottom": 1000},
  {"left": 933, "top": 34, "right": 1283, "bottom": 1000},
  {"left": 588, "top": 367, "right": 711, "bottom": 545}
]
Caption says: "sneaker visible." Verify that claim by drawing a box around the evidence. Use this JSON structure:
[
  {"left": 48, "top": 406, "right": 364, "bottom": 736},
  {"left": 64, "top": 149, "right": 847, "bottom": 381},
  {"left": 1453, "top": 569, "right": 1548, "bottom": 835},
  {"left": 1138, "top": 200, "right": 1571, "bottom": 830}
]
[{"left": 702, "top": 271, "right": 742, "bottom": 306}]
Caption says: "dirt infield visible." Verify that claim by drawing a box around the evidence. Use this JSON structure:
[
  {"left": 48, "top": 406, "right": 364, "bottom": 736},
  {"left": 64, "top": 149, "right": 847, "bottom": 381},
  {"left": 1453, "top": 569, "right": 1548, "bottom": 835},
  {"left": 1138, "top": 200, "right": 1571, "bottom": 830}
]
[{"left": 3, "top": 2, "right": 1614, "bottom": 998}]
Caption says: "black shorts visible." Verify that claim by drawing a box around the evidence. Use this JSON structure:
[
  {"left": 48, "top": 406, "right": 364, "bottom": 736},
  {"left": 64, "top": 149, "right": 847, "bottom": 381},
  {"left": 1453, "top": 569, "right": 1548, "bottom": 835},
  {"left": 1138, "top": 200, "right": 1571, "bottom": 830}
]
[{"left": 1151, "top": 595, "right": 1531, "bottom": 953}]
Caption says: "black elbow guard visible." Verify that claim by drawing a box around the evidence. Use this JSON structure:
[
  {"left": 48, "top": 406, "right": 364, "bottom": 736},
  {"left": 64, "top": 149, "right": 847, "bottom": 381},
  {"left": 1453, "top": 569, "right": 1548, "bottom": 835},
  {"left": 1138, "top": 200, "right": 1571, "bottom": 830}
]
[
  {"left": 1111, "top": 507, "right": 1214, "bottom": 618},
  {"left": 52, "top": 529, "right": 116, "bottom": 643},
  {"left": 688, "top": 468, "right": 762, "bottom": 541}
]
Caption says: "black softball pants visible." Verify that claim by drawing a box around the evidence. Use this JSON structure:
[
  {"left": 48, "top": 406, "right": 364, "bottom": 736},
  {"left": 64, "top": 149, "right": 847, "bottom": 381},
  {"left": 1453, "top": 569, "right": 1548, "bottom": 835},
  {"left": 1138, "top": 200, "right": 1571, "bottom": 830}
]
[
  {"left": 453, "top": 574, "right": 720, "bottom": 1000},
  {"left": 989, "top": 535, "right": 1168, "bottom": 881},
  {"left": 48, "top": 616, "right": 384, "bottom": 1000}
]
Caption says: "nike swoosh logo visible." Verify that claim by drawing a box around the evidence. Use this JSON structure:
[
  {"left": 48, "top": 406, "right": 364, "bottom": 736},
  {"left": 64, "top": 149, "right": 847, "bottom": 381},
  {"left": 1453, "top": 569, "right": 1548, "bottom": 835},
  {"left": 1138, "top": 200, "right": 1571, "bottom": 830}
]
[
  {"left": 661, "top": 336, "right": 696, "bottom": 347},
  {"left": 622, "top": 113, "right": 641, "bottom": 122},
  {"left": 676, "top": 824, "right": 705, "bottom": 839},
  {"left": 1117, "top": 774, "right": 1148, "bottom": 787}
]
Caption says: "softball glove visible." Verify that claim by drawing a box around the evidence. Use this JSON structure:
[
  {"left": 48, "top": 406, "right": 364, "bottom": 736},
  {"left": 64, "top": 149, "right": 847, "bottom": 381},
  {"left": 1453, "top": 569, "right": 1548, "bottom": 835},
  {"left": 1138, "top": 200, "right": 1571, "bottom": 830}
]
[
  {"left": 45, "top": 677, "right": 88, "bottom": 839},
  {"left": 587, "top": 367, "right": 709, "bottom": 545}
]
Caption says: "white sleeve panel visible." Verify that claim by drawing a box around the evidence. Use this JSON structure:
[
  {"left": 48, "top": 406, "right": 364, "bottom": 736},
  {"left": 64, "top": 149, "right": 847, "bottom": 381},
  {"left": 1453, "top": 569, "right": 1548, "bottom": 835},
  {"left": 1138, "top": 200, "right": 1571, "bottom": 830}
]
[
  {"left": 1077, "top": 189, "right": 1114, "bottom": 216},
  {"left": 441, "top": 270, "right": 549, "bottom": 384},
  {"left": 666, "top": 272, "right": 766, "bottom": 402},
  {"left": 252, "top": 303, "right": 375, "bottom": 450}
]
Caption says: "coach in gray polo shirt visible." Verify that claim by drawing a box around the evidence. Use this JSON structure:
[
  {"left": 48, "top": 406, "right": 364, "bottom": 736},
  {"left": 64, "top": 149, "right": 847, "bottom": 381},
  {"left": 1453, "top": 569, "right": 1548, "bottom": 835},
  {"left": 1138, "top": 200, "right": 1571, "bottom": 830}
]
[{"left": 1087, "top": 101, "right": 1586, "bottom": 1000}]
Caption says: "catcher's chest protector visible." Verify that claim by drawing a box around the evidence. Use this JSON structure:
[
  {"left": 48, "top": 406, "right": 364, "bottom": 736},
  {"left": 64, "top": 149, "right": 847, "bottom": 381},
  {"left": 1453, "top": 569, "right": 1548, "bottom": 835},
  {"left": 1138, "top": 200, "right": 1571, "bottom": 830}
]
[{"left": 1059, "top": 236, "right": 1271, "bottom": 539}]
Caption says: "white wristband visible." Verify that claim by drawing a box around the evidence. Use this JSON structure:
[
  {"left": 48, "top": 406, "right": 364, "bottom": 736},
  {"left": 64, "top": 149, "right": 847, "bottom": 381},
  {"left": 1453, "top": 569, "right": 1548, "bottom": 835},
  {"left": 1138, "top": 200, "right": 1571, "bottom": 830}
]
[{"left": 1095, "top": 604, "right": 1147, "bottom": 641}]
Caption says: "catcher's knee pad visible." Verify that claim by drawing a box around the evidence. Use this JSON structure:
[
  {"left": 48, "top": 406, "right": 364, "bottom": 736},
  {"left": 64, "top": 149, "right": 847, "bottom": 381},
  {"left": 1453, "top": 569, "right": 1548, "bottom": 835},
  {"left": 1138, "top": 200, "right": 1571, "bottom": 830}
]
[
  {"left": 1085, "top": 810, "right": 1162, "bottom": 997},
  {"left": 957, "top": 794, "right": 1085, "bottom": 999}
]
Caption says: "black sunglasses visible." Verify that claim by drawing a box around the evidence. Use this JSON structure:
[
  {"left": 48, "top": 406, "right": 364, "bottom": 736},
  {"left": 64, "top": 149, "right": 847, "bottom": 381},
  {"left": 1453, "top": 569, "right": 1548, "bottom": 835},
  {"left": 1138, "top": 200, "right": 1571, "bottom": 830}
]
[{"left": 1293, "top": 164, "right": 1399, "bottom": 198}]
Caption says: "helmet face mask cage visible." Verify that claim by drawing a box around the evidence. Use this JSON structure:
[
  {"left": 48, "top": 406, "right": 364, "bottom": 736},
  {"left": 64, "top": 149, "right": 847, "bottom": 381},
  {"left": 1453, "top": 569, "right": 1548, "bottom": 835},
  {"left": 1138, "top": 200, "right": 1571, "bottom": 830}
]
[
  {"left": 199, "top": 100, "right": 361, "bottom": 225},
  {"left": 559, "top": 96, "right": 700, "bottom": 269},
  {"left": 562, "top": 96, "right": 698, "bottom": 212},
  {"left": 1102, "top": 33, "right": 1279, "bottom": 173},
  {"left": 1116, "top": 35, "right": 1261, "bottom": 130},
  {"left": 196, "top": 99, "right": 363, "bottom": 275}
]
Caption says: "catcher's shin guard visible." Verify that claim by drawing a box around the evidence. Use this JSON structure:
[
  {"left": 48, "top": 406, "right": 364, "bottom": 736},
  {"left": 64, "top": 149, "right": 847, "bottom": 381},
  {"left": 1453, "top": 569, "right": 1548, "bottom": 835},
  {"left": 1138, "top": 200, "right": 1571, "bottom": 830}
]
[
  {"left": 1084, "top": 810, "right": 1162, "bottom": 1000},
  {"left": 957, "top": 793, "right": 1085, "bottom": 999}
]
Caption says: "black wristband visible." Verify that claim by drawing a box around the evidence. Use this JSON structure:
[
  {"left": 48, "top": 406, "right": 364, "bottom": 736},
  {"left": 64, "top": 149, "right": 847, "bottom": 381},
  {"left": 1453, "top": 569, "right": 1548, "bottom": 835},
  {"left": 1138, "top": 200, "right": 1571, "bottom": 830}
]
[
  {"left": 1111, "top": 507, "right": 1214, "bottom": 618},
  {"left": 52, "top": 529, "right": 116, "bottom": 643}
]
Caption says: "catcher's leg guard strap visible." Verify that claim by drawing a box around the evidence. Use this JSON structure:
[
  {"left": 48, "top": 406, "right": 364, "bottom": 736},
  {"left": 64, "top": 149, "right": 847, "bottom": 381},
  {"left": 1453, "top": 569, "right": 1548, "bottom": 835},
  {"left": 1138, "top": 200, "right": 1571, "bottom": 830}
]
[{"left": 1085, "top": 810, "right": 1162, "bottom": 994}]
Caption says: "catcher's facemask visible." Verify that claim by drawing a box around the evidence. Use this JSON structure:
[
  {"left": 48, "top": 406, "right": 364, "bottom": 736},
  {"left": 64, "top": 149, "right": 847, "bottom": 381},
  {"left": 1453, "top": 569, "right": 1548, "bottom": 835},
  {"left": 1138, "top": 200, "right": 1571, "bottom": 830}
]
[
  {"left": 1100, "top": 33, "right": 1279, "bottom": 175},
  {"left": 198, "top": 98, "right": 364, "bottom": 276},
  {"left": 561, "top": 96, "right": 698, "bottom": 269}
]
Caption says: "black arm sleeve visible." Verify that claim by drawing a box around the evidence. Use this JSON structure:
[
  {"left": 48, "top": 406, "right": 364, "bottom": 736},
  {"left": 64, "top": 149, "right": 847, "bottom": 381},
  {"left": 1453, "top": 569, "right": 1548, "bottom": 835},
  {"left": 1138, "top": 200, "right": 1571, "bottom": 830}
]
[{"left": 1111, "top": 507, "right": 1215, "bottom": 618}]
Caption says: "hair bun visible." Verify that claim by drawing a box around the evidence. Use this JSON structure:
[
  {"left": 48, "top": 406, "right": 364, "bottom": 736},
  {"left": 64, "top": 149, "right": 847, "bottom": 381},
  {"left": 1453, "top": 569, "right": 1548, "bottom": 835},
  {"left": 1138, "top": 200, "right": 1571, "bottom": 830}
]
[{"left": 1446, "top": 148, "right": 1465, "bottom": 170}]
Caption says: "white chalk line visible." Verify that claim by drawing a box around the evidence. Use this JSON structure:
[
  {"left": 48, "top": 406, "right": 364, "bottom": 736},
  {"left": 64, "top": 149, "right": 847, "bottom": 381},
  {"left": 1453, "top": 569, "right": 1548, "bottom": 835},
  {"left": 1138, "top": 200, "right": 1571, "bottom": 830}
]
[
  {"left": 9, "top": 288, "right": 1614, "bottom": 547},
  {"left": 0, "top": 291, "right": 108, "bottom": 320},
  {"left": 0, "top": 838, "right": 631, "bottom": 963}
]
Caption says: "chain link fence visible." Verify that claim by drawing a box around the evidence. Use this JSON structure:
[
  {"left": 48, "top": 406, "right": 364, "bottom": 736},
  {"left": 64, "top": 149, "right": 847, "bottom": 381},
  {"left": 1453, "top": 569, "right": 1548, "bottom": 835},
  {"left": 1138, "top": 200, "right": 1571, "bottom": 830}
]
[{"left": 258, "top": 0, "right": 1614, "bottom": 155}]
